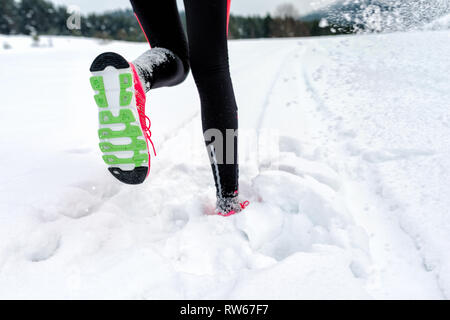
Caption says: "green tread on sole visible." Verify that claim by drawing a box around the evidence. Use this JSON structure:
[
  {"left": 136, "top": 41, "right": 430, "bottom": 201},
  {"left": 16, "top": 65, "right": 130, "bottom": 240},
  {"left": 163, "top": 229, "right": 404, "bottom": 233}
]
[
  {"left": 120, "top": 91, "right": 133, "bottom": 106},
  {"left": 119, "top": 73, "right": 132, "bottom": 89},
  {"left": 94, "top": 72, "right": 148, "bottom": 168},
  {"left": 90, "top": 76, "right": 105, "bottom": 91},
  {"left": 98, "top": 124, "right": 142, "bottom": 139},
  {"left": 94, "top": 93, "right": 108, "bottom": 108},
  {"left": 102, "top": 153, "right": 148, "bottom": 167},
  {"left": 99, "top": 138, "right": 146, "bottom": 153},
  {"left": 119, "top": 73, "right": 133, "bottom": 106},
  {"left": 99, "top": 109, "right": 136, "bottom": 125},
  {"left": 90, "top": 76, "right": 108, "bottom": 108}
]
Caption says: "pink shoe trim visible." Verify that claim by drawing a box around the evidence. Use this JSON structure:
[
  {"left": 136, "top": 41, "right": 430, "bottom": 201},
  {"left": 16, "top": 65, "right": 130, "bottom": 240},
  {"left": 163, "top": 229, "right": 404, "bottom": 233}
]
[
  {"left": 217, "top": 200, "right": 250, "bottom": 217},
  {"left": 129, "top": 62, "right": 157, "bottom": 177}
]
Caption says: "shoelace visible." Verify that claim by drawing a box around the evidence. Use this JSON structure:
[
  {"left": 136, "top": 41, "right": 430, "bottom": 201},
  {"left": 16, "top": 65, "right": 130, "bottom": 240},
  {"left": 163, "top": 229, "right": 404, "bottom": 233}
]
[
  {"left": 138, "top": 109, "right": 157, "bottom": 157},
  {"left": 240, "top": 201, "right": 250, "bottom": 209}
]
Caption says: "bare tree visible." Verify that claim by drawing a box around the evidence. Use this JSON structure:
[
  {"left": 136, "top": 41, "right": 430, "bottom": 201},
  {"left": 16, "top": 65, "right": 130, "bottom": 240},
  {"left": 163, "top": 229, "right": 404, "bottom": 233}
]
[{"left": 274, "top": 3, "right": 300, "bottom": 19}]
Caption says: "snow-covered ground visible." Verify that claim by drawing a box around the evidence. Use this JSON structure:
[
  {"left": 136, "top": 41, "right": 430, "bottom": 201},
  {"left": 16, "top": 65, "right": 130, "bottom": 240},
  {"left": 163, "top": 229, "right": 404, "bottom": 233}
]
[{"left": 0, "top": 30, "right": 449, "bottom": 299}]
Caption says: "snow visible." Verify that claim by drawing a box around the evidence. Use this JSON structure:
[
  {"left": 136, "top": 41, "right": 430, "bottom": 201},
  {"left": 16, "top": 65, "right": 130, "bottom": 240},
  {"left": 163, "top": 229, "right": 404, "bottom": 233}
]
[{"left": 0, "top": 30, "right": 449, "bottom": 299}]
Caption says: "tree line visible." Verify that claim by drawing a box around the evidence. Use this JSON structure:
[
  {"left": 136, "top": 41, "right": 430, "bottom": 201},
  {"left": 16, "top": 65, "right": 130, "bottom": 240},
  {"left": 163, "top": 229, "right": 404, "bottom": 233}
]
[{"left": 0, "top": 0, "right": 352, "bottom": 41}]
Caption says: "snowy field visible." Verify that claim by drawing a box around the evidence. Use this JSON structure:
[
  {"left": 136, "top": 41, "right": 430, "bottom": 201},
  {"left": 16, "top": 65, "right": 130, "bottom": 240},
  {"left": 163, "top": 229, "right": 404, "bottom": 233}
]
[{"left": 0, "top": 29, "right": 449, "bottom": 299}]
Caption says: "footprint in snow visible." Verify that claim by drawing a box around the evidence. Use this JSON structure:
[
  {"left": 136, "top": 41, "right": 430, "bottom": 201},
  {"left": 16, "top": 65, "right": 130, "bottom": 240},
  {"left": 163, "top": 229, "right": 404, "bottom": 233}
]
[
  {"left": 235, "top": 171, "right": 371, "bottom": 277},
  {"left": 25, "top": 231, "right": 61, "bottom": 262}
]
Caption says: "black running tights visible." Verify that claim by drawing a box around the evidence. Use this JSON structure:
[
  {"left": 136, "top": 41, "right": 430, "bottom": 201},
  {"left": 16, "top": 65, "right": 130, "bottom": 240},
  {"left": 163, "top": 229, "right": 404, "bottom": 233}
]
[{"left": 130, "top": 0, "right": 238, "bottom": 199}]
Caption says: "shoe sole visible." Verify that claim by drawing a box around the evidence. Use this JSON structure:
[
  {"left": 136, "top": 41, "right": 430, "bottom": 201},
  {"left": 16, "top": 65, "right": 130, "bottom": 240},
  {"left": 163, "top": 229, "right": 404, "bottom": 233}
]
[{"left": 89, "top": 52, "right": 149, "bottom": 184}]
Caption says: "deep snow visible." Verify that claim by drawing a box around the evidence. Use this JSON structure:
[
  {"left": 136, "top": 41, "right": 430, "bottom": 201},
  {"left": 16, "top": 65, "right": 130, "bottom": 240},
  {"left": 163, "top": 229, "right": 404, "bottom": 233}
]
[{"left": 0, "top": 30, "right": 449, "bottom": 299}]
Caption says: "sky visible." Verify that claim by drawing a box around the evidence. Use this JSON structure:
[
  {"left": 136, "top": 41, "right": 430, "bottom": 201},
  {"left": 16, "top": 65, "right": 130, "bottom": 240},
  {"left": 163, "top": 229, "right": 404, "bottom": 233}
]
[{"left": 51, "top": 0, "right": 338, "bottom": 16}]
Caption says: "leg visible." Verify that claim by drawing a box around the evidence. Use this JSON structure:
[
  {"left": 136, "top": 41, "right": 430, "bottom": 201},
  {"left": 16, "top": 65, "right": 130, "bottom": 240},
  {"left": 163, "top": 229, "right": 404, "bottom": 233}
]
[
  {"left": 183, "top": 0, "right": 239, "bottom": 202},
  {"left": 89, "top": 0, "right": 189, "bottom": 184},
  {"left": 130, "top": 0, "right": 189, "bottom": 90}
]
